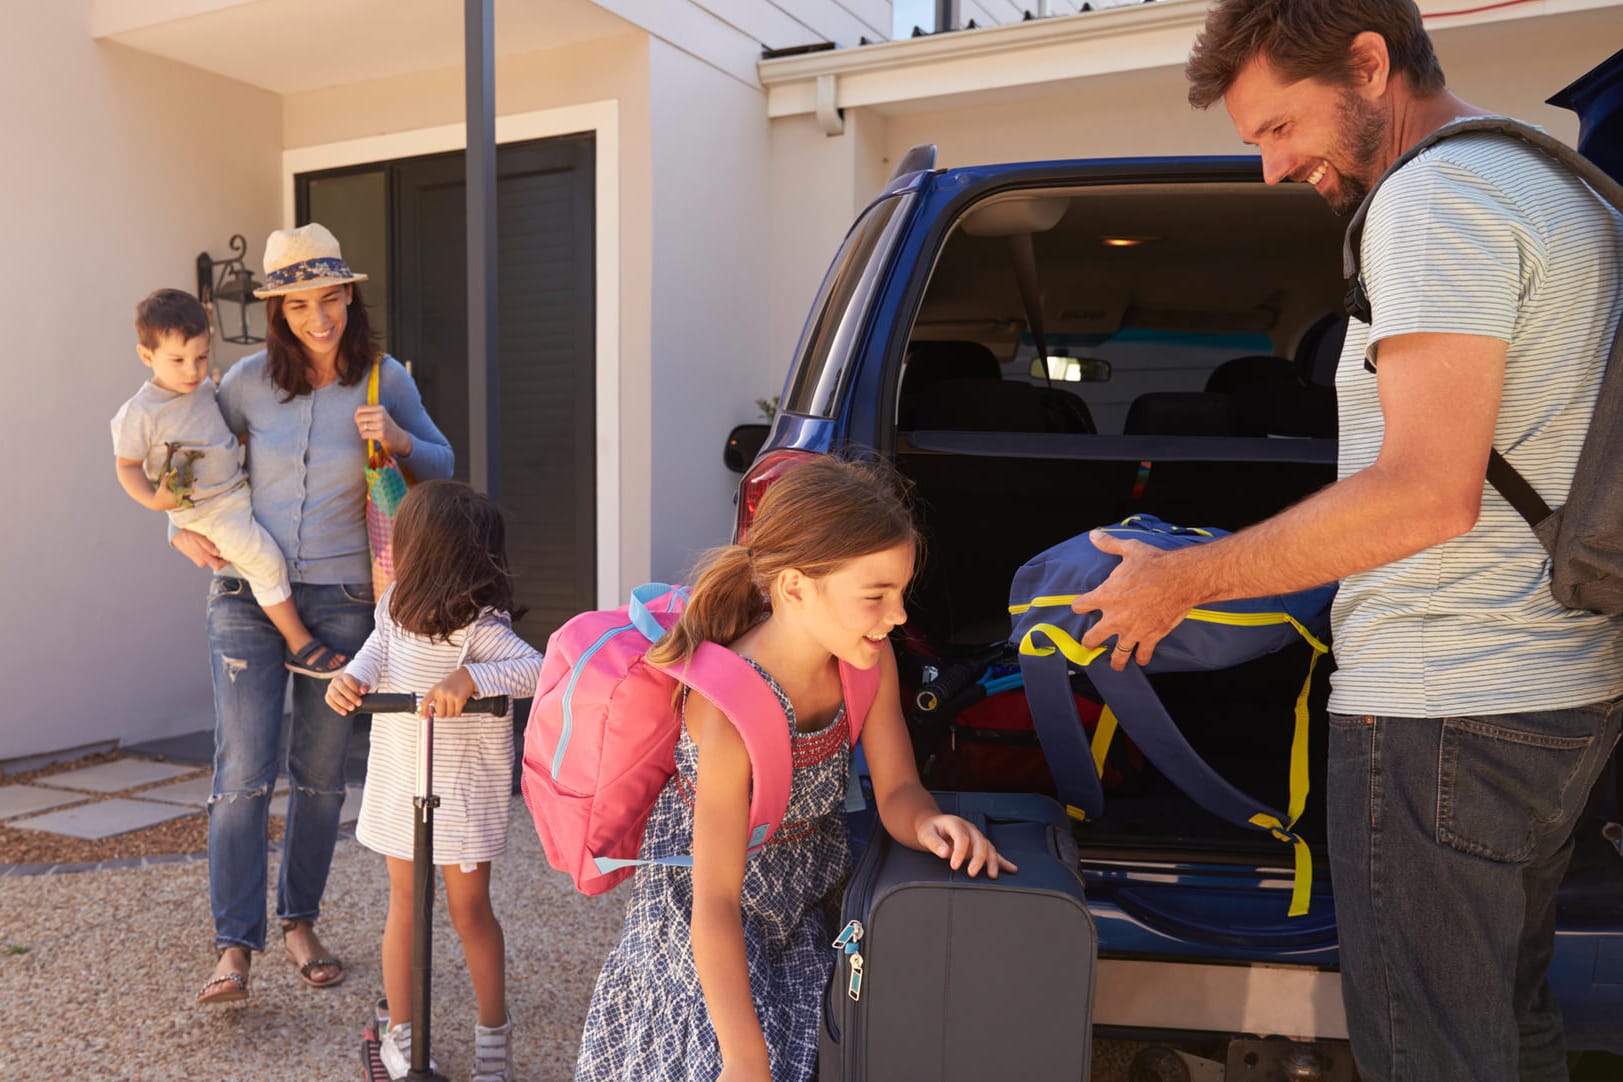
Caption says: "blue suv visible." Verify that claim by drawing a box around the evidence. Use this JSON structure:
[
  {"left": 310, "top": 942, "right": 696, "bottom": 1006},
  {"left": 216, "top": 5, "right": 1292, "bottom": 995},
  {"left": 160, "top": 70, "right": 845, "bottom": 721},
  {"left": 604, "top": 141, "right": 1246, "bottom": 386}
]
[{"left": 725, "top": 106, "right": 1623, "bottom": 1057}]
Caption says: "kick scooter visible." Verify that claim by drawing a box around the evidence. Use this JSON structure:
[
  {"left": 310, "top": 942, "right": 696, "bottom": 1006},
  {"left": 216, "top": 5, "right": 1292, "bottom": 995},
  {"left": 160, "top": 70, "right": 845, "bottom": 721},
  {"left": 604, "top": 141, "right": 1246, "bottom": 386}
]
[{"left": 356, "top": 692, "right": 511, "bottom": 1082}]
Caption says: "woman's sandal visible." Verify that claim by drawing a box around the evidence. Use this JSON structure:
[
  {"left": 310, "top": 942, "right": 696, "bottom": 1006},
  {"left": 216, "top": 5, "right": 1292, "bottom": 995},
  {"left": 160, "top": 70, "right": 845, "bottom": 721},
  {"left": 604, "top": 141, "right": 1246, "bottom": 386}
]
[
  {"left": 197, "top": 947, "right": 251, "bottom": 1006},
  {"left": 286, "top": 640, "right": 350, "bottom": 679},
  {"left": 281, "top": 919, "right": 345, "bottom": 989}
]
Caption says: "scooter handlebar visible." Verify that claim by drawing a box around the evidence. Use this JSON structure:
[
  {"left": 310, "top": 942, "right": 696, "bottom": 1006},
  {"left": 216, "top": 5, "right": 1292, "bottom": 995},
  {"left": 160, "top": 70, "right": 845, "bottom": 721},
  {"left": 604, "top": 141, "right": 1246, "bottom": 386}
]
[{"left": 354, "top": 694, "right": 511, "bottom": 716}]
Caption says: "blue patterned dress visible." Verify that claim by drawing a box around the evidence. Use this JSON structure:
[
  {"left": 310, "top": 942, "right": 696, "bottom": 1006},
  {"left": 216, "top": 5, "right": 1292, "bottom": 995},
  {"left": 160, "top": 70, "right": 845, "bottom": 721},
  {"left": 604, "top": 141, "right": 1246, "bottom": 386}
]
[{"left": 575, "top": 660, "right": 853, "bottom": 1082}]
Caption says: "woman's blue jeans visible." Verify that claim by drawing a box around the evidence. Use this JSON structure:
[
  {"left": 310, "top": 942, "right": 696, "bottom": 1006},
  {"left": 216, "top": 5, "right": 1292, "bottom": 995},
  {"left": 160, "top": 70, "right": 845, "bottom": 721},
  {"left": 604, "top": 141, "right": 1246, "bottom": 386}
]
[
  {"left": 1327, "top": 696, "right": 1623, "bottom": 1082},
  {"left": 205, "top": 577, "right": 375, "bottom": 952}
]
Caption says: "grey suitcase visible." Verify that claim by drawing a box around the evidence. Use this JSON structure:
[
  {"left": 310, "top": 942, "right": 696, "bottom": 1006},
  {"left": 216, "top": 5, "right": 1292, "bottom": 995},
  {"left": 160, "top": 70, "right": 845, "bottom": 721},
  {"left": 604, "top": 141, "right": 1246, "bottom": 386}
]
[{"left": 819, "top": 791, "right": 1096, "bottom": 1081}]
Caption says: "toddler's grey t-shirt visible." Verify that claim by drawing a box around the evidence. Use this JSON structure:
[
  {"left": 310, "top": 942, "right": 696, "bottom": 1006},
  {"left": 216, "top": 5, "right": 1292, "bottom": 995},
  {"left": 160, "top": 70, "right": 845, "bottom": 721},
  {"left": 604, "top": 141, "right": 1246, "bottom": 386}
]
[{"left": 110, "top": 380, "right": 245, "bottom": 507}]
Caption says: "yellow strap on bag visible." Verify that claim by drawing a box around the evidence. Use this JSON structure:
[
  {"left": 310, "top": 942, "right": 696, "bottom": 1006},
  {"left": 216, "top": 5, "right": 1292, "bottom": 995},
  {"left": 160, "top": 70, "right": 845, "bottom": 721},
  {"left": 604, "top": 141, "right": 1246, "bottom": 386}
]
[{"left": 1012, "top": 593, "right": 1324, "bottom": 916}]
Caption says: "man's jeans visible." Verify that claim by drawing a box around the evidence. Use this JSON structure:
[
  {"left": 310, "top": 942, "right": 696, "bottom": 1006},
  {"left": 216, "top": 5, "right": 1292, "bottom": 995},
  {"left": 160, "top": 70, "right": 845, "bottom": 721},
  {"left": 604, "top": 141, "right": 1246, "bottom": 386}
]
[
  {"left": 1327, "top": 697, "right": 1623, "bottom": 1082},
  {"left": 205, "top": 577, "right": 375, "bottom": 952}
]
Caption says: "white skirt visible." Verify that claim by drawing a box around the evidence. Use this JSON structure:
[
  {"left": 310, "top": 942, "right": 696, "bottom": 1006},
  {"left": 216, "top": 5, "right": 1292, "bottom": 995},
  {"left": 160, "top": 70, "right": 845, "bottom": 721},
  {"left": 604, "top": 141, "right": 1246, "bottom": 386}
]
[{"left": 354, "top": 710, "right": 514, "bottom": 864}]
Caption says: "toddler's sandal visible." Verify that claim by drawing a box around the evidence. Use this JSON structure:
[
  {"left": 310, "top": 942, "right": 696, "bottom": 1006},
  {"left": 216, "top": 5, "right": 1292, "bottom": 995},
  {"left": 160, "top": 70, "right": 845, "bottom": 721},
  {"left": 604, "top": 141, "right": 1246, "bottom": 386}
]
[{"left": 286, "top": 640, "right": 350, "bottom": 679}]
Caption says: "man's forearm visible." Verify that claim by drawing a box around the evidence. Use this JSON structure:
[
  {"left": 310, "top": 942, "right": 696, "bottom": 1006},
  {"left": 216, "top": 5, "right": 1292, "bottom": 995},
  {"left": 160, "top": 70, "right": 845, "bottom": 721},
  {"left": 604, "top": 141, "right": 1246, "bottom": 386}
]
[{"left": 1177, "top": 460, "right": 1477, "bottom": 605}]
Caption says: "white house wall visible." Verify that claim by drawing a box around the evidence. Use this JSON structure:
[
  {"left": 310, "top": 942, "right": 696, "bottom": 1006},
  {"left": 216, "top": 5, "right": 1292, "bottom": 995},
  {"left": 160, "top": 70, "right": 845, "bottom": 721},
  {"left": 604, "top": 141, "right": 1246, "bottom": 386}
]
[
  {"left": 767, "top": 110, "right": 891, "bottom": 396},
  {"left": 646, "top": 38, "right": 775, "bottom": 581},
  {"left": 1, "top": 6, "right": 282, "bottom": 762}
]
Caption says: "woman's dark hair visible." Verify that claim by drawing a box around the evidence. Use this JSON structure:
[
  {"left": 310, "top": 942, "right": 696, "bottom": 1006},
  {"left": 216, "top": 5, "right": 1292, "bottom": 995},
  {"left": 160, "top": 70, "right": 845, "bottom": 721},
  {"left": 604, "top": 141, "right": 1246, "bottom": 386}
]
[
  {"left": 389, "top": 480, "right": 525, "bottom": 641},
  {"left": 648, "top": 456, "right": 919, "bottom": 667},
  {"left": 263, "top": 283, "right": 377, "bottom": 400},
  {"left": 1186, "top": 0, "right": 1444, "bottom": 109}
]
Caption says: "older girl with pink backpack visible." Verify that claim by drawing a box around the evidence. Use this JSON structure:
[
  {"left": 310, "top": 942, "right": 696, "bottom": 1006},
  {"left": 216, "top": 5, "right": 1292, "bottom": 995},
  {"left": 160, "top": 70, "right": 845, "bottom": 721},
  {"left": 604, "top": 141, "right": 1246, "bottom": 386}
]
[{"left": 523, "top": 457, "right": 1013, "bottom": 1082}]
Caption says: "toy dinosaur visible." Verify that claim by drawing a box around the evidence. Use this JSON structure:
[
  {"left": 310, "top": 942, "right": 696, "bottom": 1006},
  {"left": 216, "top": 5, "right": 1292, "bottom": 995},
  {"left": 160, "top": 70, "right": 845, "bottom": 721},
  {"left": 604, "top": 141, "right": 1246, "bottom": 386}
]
[{"left": 159, "top": 441, "right": 206, "bottom": 510}]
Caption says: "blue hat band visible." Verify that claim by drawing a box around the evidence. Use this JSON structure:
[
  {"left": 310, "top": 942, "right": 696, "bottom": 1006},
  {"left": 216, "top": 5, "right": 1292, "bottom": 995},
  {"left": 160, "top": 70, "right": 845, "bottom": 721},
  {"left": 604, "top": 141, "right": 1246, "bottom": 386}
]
[{"left": 263, "top": 257, "right": 355, "bottom": 290}]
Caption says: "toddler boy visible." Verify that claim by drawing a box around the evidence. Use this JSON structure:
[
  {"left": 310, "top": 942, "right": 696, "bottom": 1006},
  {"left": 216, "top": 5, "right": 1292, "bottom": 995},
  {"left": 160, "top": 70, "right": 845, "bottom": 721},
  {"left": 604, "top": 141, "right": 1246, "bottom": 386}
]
[{"left": 111, "top": 288, "right": 347, "bottom": 677}]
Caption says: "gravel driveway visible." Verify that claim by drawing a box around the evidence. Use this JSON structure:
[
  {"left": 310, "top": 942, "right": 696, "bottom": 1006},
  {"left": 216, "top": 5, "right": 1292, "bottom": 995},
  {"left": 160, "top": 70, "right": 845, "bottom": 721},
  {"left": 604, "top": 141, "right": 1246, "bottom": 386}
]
[
  {"left": 0, "top": 796, "right": 1157, "bottom": 1081},
  {"left": 0, "top": 799, "right": 625, "bottom": 1081}
]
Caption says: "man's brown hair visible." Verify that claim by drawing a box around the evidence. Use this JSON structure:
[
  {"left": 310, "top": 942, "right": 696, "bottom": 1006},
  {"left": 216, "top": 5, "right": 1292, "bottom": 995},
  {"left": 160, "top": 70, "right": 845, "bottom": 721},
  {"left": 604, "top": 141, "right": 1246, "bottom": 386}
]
[
  {"left": 1186, "top": 0, "right": 1444, "bottom": 109},
  {"left": 135, "top": 288, "right": 211, "bottom": 350}
]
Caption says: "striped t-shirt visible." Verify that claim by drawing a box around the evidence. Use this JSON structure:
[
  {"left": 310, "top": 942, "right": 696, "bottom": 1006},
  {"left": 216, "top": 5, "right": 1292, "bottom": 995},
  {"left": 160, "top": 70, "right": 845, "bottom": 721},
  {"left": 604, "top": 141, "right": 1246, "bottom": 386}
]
[
  {"left": 352, "top": 588, "right": 544, "bottom": 864},
  {"left": 1330, "top": 127, "right": 1623, "bottom": 717}
]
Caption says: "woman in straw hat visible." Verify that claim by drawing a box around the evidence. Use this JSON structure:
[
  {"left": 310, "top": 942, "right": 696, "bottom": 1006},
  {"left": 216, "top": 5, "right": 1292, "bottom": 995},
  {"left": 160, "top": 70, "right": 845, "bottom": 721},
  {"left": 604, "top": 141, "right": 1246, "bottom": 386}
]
[{"left": 175, "top": 223, "right": 454, "bottom": 1006}]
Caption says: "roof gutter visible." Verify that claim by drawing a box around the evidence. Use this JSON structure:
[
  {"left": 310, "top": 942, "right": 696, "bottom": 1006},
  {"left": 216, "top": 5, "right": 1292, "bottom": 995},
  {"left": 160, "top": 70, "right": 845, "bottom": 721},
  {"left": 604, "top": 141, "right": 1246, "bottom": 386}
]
[
  {"left": 759, "top": 0, "right": 1209, "bottom": 121},
  {"left": 761, "top": 0, "right": 1623, "bottom": 123}
]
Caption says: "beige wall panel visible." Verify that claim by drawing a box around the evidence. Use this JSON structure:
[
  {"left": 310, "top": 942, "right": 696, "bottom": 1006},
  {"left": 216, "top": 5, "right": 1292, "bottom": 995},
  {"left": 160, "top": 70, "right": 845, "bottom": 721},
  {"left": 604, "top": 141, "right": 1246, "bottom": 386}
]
[
  {"left": 646, "top": 39, "right": 773, "bottom": 579},
  {"left": 1, "top": 7, "right": 280, "bottom": 761}
]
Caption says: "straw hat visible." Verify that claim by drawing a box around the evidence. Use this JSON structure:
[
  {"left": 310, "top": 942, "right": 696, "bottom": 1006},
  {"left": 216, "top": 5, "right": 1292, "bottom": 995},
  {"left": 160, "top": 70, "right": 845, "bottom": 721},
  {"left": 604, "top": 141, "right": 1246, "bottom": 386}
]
[{"left": 253, "top": 222, "right": 369, "bottom": 298}]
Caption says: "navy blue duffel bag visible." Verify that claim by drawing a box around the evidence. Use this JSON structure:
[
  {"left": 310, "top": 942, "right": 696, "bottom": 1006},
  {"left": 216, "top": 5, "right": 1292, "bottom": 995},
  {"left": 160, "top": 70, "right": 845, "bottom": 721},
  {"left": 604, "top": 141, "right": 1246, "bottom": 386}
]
[{"left": 1009, "top": 515, "right": 1335, "bottom": 916}]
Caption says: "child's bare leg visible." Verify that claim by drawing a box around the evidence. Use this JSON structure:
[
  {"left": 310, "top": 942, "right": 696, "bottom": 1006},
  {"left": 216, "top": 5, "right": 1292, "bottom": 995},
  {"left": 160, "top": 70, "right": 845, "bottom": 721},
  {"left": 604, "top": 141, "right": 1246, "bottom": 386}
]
[
  {"left": 263, "top": 598, "right": 315, "bottom": 653},
  {"left": 443, "top": 862, "right": 506, "bottom": 1027},
  {"left": 382, "top": 856, "right": 418, "bottom": 1030}
]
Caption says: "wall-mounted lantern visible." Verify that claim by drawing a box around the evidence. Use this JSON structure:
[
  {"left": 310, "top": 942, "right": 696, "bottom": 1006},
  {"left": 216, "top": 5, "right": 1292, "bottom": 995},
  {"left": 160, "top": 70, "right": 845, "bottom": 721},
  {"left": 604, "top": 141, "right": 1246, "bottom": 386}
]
[{"left": 196, "top": 234, "right": 265, "bottom": 345}]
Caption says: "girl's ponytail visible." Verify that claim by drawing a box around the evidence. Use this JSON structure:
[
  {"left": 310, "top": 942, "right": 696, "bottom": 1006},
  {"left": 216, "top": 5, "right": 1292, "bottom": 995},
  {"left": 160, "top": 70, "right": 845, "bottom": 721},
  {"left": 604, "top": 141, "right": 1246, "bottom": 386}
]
[
  {"left": 647, "top": 456, "right": 918, "bottom": 666},
  {"left": 648, "top": 545, "right": 765, "bottom": 667}
]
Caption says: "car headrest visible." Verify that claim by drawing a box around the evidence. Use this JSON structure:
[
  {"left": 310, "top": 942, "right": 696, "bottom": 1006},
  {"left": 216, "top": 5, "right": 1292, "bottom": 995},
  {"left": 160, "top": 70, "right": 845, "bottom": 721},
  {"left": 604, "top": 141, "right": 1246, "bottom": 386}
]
[
  {"left": 1124, "top": 391, "right": 1255, "bottom": 437},
  {"left": 1294, "top": 315, "right": 1348, "bottom": 388},
  {"left": 908, "top": 378, "right": 1052, "bottom": 433},
  {"left": 905, "top": 340, "right": 1002, "bottom": 383},
  {"left": 899, "top": 341, "right": 1005, "bottom": 429}
]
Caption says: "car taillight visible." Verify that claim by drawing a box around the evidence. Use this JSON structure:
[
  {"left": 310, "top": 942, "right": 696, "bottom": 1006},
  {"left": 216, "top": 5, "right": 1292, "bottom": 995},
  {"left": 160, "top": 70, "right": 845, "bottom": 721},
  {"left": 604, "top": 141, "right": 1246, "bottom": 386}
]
[{"left": 734, "top": 449, "right": 821, "bottom": 542}]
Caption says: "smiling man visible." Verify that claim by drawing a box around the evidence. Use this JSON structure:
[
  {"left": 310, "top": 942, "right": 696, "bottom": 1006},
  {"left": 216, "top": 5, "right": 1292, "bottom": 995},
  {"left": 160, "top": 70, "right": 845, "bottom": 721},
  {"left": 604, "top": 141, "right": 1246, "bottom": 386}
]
[{"left": 1061, "top": 2, "right": 1623, "bottom": 1079}]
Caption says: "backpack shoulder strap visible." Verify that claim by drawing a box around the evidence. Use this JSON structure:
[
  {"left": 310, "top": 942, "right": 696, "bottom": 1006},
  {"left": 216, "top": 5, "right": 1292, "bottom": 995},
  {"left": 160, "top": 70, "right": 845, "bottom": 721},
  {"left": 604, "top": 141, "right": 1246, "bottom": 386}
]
[
  {"left": 1342, "top": 118, "right": 1623, "bottom": 538},
  {"left": 661, "top": 643, "right": 795, "bottom": 851},
  {"left": 1344, "top": 117, "right": 1623, "bottom": 318},
  {"left": 837, "top": 659, "right": 883, "bottom": 746}
]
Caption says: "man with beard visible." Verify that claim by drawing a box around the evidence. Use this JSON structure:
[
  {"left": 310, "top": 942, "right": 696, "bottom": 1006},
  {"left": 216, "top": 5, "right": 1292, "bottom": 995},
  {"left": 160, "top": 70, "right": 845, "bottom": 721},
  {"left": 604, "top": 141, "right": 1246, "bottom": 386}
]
[{"left": 1066, "top": 2, "right": 1623, "bottom": 1079}]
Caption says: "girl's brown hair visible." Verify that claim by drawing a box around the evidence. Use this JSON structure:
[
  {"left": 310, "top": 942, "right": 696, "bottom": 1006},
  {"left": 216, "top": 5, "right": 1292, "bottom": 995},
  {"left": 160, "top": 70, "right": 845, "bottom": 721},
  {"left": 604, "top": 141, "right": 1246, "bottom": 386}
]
[
  {"left": 648, "top": 457, "right": 919, "bottom": 667},
  {"left": 1186, "top": 0, "right": 1444, "bottom": 109},
  {"left": 262, "top": 283, "right": 377, "bottom": 400},
  {"left": 389, "top": 480, "right": 525, "bottom": 641}
]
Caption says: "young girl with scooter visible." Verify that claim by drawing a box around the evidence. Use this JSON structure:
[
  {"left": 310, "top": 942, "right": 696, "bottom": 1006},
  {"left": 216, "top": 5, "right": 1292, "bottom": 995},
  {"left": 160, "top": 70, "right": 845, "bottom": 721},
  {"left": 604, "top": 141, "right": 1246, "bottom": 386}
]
[{"left": 328, "top": 480, "right": 542, "bottom": 1081}]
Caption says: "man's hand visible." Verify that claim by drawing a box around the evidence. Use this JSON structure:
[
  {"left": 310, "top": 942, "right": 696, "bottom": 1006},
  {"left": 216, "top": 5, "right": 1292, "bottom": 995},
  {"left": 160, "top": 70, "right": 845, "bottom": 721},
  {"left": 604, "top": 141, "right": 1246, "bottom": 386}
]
[
  {"left": 171, "top": 528, "right": 226, "bottom": 570},
  {"left": 1070, "top": 531, "right": 1197, "bottom": 671}
]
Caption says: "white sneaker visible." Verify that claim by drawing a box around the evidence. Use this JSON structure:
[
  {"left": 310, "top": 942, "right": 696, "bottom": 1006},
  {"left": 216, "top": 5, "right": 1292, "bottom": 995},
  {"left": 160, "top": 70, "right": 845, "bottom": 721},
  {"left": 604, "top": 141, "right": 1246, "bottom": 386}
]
[
  {"left": 379, "top": 1021, "right": 439, "bottom": 1080},
  {"left": 471, "top": 1015, "right": 513, "bottom": 1082}
]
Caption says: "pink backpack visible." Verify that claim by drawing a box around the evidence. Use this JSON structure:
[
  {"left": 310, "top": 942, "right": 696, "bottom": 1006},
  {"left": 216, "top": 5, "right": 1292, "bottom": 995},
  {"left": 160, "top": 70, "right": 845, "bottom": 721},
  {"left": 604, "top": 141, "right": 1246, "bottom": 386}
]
[{"left": 521, "top": 584, "right": 883, "bottom": 896}]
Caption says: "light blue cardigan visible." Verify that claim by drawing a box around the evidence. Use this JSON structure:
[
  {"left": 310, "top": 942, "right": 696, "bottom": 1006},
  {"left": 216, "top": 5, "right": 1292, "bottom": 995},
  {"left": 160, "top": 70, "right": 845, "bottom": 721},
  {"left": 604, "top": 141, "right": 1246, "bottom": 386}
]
[{"left": 214, "top": 352, "right": 454, "bottom": 586}]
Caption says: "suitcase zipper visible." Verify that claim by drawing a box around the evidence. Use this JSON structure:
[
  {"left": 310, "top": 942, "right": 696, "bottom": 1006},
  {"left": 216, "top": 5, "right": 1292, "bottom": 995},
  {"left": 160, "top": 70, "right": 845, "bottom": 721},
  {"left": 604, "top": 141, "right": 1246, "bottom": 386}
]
[
  {"left": 833, "top": 832, "right": 888, "bottom": 1077},
  {"left": 832, "top": 919, "right": 865, "bottom": 1001}
]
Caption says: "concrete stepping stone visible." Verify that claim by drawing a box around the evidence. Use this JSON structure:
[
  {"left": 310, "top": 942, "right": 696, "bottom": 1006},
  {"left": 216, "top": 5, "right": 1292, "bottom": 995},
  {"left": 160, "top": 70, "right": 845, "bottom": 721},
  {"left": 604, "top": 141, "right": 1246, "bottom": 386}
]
[
  {"left": 0, "top": 784, "right": 86, "bottom": 820},
  {"left": 41, "top": 759, "right": 193, "bottom": 793},
  {"left": 9, "top": 797, "right": 192, "bottom": 840},
  {"left": 139, "top": 775, "right": 216, "bottom": 807}
]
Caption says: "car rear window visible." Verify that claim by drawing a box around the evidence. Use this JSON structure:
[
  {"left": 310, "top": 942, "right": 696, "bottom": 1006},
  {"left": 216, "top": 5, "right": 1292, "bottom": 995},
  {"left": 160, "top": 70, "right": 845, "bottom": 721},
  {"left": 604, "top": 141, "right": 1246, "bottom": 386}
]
[{"left": 782, "top": 194, "right": 911, "bottom": 418}]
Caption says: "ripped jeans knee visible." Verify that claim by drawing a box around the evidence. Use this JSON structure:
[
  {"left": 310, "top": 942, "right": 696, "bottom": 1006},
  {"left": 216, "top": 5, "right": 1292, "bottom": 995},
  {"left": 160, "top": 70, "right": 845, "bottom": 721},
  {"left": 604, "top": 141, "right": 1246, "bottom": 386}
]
[{"left": 207, "top": 780, "right": 272, "bottom": 808}]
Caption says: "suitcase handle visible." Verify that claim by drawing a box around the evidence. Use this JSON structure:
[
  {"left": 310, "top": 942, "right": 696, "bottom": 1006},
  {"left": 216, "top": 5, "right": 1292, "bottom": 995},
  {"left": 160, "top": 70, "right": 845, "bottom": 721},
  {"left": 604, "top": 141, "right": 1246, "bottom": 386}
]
[{"left": 964, "top": 813, "right": 1081, "bottom": 871}]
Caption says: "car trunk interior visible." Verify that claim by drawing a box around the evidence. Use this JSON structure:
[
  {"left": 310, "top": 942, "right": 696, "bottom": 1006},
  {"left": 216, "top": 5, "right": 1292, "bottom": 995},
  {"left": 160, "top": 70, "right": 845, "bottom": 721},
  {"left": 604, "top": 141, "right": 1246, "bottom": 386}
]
[{"left": 888, "top": 178, "right": 1617, "bottom": 902}]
